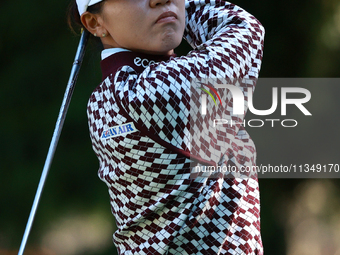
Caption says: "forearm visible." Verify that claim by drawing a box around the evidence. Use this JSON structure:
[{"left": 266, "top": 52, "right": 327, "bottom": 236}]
[{"left": 184, "top": 0, "right": 265, "bottom": 51}]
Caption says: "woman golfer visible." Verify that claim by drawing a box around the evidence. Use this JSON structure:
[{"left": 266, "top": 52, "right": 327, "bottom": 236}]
[{"left": 69, "top": 0, "right": 264, "bottom": 254}]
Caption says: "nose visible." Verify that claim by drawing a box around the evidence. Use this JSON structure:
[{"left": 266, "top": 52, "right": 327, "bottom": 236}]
[{"left": 149, "top": 0, "right": 170, "bottom": 8}]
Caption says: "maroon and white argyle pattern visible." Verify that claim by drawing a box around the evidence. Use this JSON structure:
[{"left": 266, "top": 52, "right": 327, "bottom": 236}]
[{"left": 87, "top": 0, "right": 265, "bottom": 254}]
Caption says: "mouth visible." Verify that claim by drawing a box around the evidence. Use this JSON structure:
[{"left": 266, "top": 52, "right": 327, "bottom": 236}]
[{"left": 156, "top": 11, "right": 178, "bottom": 24}]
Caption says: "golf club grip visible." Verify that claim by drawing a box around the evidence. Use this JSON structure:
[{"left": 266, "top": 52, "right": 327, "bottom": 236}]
[{"left": 18, "top": 30, "right": 90, "bottom": 255}]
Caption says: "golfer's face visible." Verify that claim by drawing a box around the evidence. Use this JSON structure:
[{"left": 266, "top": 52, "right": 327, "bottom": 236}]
[{"left": 100, "top": 0, "right": 186, "bottom": 54}]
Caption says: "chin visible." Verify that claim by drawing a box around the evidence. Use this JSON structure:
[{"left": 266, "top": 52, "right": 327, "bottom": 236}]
[
  {"left": 159, "top": 36, "right": 183, "bottom": 54},
  {"left": 133, "top": 33, "right": 183, "bottom": 55},
  {"left": 141, "top": 42, "right": 182, "bottom": 56}
]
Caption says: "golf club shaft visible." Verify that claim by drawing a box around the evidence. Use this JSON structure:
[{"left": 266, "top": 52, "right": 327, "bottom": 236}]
[{"left": 18, "top": 30, "right": 90, "bottom": 255}]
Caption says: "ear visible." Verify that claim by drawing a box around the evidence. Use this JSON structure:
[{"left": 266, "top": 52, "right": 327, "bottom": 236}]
[{"left": 80, "top": 12, "right": 105, "bottom": 36}]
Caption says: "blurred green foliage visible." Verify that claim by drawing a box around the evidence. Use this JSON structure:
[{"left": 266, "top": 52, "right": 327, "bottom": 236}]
[{"left": 1, "top": 0, "right": 340, "bottom": 254}]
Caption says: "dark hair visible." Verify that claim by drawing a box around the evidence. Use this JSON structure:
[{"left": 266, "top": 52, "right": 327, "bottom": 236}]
[{"left": 67, "top": 0, "right": 106, "bottom": 35}]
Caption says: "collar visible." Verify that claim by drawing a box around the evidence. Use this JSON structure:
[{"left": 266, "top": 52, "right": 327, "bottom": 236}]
[
  {"left": 101, "top": 48, "right": 130, "bottom": 60},
  {"left": 100, "top": 50, "right": 174, "bottom": 81}
]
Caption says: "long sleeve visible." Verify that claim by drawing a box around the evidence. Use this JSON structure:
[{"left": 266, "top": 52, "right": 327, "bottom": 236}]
[{"left": 87, "top": 1, "right": 265, "bottom": 254}]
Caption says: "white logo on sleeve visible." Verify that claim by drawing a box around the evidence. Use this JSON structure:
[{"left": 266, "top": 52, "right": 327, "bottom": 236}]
[{"left": 101, "top": 122, "right": 137, "bottom": 140}]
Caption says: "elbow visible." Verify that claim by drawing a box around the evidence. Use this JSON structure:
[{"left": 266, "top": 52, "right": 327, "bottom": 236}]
[
  {"left": 247, "top": 16, "right": 265, "bottom": 53},
  {"left": 258, "top": 21, "right": 265, "bottom": 42},
  {"left": 253, "top": 16, "right": 265, "bottom": 42}
]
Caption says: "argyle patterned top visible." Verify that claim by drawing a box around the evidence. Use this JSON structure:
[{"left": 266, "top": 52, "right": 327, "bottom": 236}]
[{"left": 87, "top": 0, "right": 265, "bottom": 254}]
